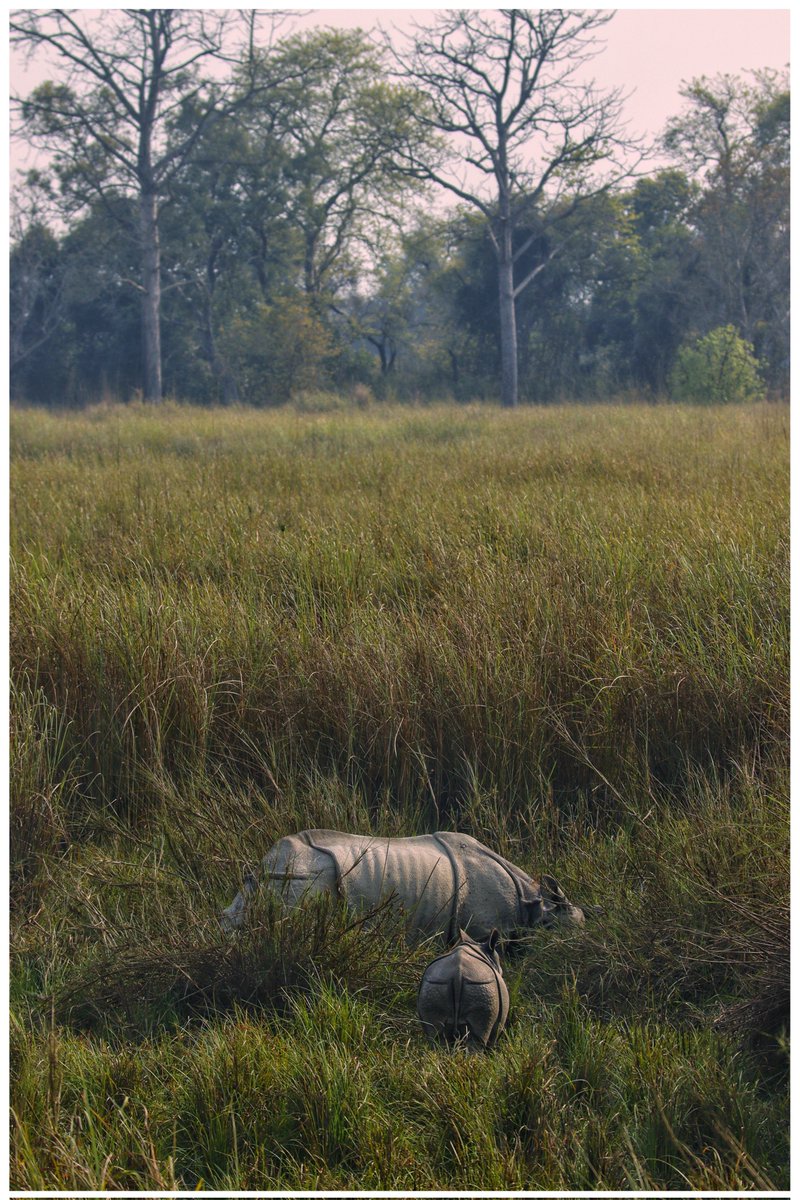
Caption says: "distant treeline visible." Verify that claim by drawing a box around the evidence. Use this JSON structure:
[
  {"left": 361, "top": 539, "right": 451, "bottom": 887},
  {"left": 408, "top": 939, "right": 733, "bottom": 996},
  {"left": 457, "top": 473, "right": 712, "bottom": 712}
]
[{"left": 10, "top": 18, "right": 788, "bottom": 407}]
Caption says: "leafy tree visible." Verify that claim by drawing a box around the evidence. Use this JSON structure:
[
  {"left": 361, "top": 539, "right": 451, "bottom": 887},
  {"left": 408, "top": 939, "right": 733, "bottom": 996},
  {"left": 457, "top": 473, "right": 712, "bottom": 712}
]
[
  {"left": 11, "top": 9, "right": 291, "bottom": 402},
  {"left": 580, "top": 171, "right": 700, "bottom": 393},
  {"left": 624, "top": 170, "right": 700, "bottom": 389},
  {"left": 155, "top": 27, "right": 428, "bottom": 402},
  {"left": 60, "top": 204, "right": 144, "bottom": 401},
  {"left": 433, "top": 194, "right": 628, "bottom": 402},
  {"left": 10, "top": 221, "right": 74, "bottom": 404},
  {"left": 350, "top": 250, "right": 415, "bottom": 378},
  {"left": 157, "top": 111, "right": 290, "bottom": 404},
  {"left": 10, "top": 190, "right": 145, "bottom": 404},
  {"left": 10, "top": 198, "right": 66, "bottom": 377},
  {"left": 219, "top": 296, "right": 336, "bottom": 405},
  {"left": 663, "top": 70, "right": 789, "bottom": 388},
  {"left": 670, "top": 325, "right": 765, "bottom": 404},
  {"left": 394, "top": 9, "right": 640, "bottom": 406},
  {"left": 258, "top": 28, "right": 427, "bottom": 306}
]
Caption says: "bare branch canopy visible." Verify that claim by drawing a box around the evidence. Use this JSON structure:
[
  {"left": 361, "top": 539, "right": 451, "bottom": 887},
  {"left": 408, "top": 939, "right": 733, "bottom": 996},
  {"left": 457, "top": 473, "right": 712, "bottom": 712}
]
[{"left": 390, "top": 9, "right": 643, "bottom": 406}]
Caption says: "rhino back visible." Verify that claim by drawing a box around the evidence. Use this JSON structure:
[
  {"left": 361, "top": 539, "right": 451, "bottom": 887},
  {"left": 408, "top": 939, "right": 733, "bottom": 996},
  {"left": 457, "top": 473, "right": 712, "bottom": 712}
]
[
  {"left": 336, "top": 834, "right": 459, "bottom": 937},
  {"left": 260, "top": 831, "right": 457, "bottom": 935},
  {"left": 422, "top": 944, "right": 500, "bottom": 987},
  {"left": 264, "top": 829, "right": 534, "bottom": 941}
]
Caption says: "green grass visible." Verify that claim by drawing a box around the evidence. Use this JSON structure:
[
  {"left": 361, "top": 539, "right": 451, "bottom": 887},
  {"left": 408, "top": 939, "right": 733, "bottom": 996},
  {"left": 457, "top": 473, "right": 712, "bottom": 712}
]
[{"left": 10, "top": 399, "right": 789, "bottom": 1189}]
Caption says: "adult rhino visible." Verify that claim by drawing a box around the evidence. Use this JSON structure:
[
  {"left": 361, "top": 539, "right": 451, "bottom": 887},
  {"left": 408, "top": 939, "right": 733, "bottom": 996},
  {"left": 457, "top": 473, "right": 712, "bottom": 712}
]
[
  {"left": 418, "top": 929, "right": 510, "bottom": 1050},
  {"left": 221, "top": 828, "right": 584, "bottom": 943}
]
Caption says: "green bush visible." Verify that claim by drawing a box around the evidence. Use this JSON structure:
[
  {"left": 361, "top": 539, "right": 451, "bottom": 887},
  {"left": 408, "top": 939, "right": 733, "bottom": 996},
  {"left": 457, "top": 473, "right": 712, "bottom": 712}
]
[
  {"left": 219, "top": 297, "right": 337, "bottom": 405},
  {"left": 670, "top": 325, "right": 765, "bottom": 404}
]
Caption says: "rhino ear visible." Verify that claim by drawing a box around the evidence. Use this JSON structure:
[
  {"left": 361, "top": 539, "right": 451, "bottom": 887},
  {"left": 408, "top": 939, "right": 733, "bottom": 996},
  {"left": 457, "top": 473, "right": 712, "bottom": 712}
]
[
  {"left": 458, "top": 927, "right": 471, "bottom": 943},
  {"left": 541, "top": 874, "right": 569, "bottom": 906},
  {"left": 487, "top": 928, "right": 501, "bottom": 954}
]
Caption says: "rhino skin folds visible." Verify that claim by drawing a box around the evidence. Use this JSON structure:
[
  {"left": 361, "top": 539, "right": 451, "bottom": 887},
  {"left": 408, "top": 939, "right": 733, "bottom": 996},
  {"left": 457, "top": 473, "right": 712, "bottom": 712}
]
[
  {"left": 417, "top": 929, "right": 510, "bottom": 1050},
  {"left": 222, "top": 828, "right": 584, "bottom": 941}
]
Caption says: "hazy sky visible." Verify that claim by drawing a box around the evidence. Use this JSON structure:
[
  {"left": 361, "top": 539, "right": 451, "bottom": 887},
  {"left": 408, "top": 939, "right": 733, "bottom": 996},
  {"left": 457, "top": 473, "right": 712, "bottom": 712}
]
[
  {"left": 293, "top": 7, "right": 790, "bottom": 145},
  {"left": 10, "top": 7, "right": 790, "bottom": 178}
]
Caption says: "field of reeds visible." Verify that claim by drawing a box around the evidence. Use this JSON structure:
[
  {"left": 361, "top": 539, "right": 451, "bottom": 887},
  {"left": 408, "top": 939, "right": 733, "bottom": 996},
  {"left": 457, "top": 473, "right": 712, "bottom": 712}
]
[{"left": 10, "top": 400, "right": 789, "bottom": 1190}]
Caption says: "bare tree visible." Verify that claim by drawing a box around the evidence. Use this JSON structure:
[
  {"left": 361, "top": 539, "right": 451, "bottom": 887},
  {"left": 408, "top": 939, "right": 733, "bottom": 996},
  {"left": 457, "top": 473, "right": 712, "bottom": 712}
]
[
  {"left": 11, "top": 9, "right": 291, "bottom": 403},
  {"left": 394, "top": 9, "right": 641, "bottom": 407}
]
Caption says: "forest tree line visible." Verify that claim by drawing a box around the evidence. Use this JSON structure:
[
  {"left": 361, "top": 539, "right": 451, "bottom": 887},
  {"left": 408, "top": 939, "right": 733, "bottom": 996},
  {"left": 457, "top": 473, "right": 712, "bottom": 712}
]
[{"left": 10, "top": 12, "right": 789, "bottom": 408}]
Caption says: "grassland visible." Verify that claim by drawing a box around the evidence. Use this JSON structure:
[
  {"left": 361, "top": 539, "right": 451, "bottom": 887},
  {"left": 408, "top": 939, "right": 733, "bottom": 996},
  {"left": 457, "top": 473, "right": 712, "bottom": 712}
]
[{"left": 10, "top": 400, "right": 789, "bottom": 1189}]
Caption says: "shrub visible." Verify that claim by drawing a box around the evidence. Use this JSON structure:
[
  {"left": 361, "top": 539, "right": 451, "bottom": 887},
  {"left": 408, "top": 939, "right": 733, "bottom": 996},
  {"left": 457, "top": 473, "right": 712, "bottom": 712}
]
[
  {"left": 669, "top": 325, "right": 765, "bottom": 404},
  {"left": 219, "top": 297, "right": 337, "bottom": 405}
]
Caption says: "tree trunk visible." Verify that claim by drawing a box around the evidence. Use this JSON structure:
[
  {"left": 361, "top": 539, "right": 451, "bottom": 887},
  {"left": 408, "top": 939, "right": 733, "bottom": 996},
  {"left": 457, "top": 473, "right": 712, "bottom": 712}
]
[
  {"left": 376, "top": 339, "right": 397, "bottom": 375},
  {"left": 139, "top": 189, "right": 163, "bottom": 403},
  {"left": 497, "top": 247, "right": 518, "bottom": 409},
  {"left": 303, "top": 227, "right": 318, "bottom": 298},
  {"left": 448, "top": 347, "right": 460, "bottom": 390},
  {"left": 219, "top": 364, "right": 240, "bottom": 406},
  {"left": 201, "top": 292, "right": 239, "bottom": 405}
]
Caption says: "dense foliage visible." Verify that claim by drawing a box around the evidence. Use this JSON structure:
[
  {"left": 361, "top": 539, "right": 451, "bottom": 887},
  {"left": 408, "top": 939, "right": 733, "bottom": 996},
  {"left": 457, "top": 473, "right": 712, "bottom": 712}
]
[
  {"left": 670, "top": 325, "right": 766, "bottom": 405},
  {"left": 10, "top": 15, "right": 788, "bottom": 407}
]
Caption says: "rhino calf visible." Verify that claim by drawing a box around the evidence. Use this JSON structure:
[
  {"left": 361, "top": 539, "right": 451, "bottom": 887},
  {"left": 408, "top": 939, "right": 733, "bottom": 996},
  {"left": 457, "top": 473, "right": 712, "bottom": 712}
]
[{"left": 417, "top": 929, "right": 510, "bottom": 1051}]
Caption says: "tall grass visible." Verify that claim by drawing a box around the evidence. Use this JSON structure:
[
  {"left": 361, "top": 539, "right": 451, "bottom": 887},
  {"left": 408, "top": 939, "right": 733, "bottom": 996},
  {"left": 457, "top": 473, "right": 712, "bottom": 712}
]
[
  {"left": 10, "top": 400, "right": 789, "bottom": 1188},
  {"left": 11, "top": 402, "right": 786, "bottom": 809}
]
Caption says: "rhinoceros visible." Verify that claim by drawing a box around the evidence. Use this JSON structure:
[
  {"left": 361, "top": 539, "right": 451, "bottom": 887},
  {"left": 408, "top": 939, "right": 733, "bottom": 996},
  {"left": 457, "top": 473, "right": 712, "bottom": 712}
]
[
  {"left": 417, "top": 928, "right": 510, "bottom": 1050},
  {"left": 221, "top": 828, "right": 584, "bottom": 943}
]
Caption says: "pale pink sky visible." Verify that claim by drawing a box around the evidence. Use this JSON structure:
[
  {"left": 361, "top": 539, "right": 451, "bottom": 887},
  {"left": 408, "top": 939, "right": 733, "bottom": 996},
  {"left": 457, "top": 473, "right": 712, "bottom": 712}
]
[
  {"left": 294, "top": 8, "right": 790, "bottom": 145},
  {"left": 10, "top": 8, "right": 790, "bottom": 177}
]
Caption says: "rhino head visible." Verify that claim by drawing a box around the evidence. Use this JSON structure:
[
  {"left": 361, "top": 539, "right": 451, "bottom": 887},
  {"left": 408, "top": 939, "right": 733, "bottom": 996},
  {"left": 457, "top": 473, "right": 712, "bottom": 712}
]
[{"left": 521, "top": 874, "right": 585, "bottom": 930}]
